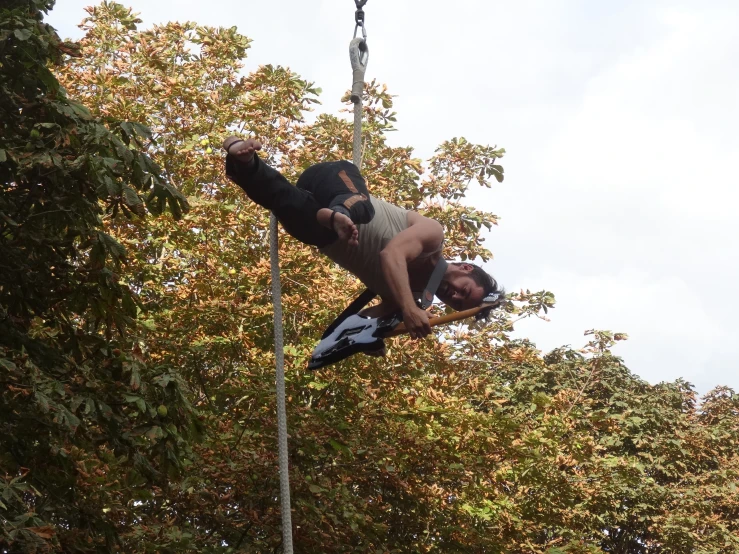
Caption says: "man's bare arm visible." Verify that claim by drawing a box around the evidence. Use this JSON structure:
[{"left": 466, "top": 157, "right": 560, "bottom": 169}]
[{"left": 379, "top": 214, "right": 443, "bottom": 339}]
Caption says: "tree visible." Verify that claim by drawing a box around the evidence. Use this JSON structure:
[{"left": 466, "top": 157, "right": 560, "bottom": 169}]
[{"left": 1, "top": 1, "right": 195, "bottom": 552}]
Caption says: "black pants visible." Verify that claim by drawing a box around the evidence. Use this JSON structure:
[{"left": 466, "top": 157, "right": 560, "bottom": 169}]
[{"left": 226, "top": 155, "right": 375, "bottom": 248}]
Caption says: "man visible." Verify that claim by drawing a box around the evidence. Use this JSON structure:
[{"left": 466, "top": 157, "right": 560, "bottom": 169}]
[{"left": 223, "top": 136, "right": 504, "bottom": 340}]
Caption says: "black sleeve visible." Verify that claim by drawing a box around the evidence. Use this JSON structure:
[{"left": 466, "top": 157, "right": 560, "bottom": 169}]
[{"left": 225, "top": 152, "right": 259, "bottom": 190}]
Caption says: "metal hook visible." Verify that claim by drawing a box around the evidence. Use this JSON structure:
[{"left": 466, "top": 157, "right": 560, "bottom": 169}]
[
  {"left": 353, "top": 21, "right": 367, "bottom": 40},
  {"left": 353, "top": 0, "right": 368, "bottom": 39}
]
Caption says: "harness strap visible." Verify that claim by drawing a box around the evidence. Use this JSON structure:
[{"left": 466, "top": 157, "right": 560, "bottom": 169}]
[
  {"left": 320, "top": 288, "right": 377, "bottom": 339},
  {"left": 419, "top": 258, "right": 447, "bottom": 310}
]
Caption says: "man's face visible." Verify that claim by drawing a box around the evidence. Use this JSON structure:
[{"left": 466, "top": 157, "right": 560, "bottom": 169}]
[{"left": 436, "top": 270, "right": 485, "bottom": 311}]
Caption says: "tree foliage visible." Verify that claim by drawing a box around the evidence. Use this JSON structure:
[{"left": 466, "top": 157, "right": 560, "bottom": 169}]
[
  {"left": 2, "top": 2, "right": 738, "bottom": 553},
  {"left": 1, "top": 1, "right": 194, "bottom": 552}
]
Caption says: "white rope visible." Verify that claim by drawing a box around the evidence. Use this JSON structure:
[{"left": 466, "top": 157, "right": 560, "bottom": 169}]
[
  {"left": 349, "top": 37, "right": 369, "bottom": 168},
  {"left": 268, "top": 19, "right": 369, "bottom": 554},
  {"left": 270, "top": 212, "right": 293, "bottom": 553},
  {"left": 352, "top": 94, "right": 363, "bottom": 168}
]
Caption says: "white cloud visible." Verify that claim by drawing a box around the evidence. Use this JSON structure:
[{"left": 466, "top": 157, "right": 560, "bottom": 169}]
[
  {"left": 541, "top": 5, "right": 739, "bottom": 218},
  {"left": 47, "top": 0, "right": 739, "bottom": 394},
  {"left": 480, "top": 2, "right": 739, "bottom": 394},
  {"left": 511, "top": 268, "right": 731, "bottom": 391}
]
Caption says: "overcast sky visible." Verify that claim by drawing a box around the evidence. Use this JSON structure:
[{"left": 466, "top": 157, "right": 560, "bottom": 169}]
[{"left": 49, "top": 0, "right": 739, "bottom": 395}]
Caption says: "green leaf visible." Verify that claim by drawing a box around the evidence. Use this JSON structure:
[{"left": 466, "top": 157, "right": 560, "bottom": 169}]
[
  {"left": 131, "top": 122, "right": 153, "bottom": 141},
  {"left": 67, "top": 99, "right": 91, "bottom": 119},
  {"left": 35, "top": 392, "right": 50, "bottom": 413},
  {"left": 37, "top": 65, "right": 59, "bottom": 92},
  {"left": 308, "top": 380, "right": 329, "bottom": 391},
  {"left": 154, "top": 374, "right": 173, "bottom": 388},
  {"left": 14, "top": 29, "right": 32, "bottom": 41},
  {"left": 329, "top": 439, "right": 352, "bottom": 456},
  {"left": 129, "top": 367, "right": 141, "bottom": 391},
  {"left": 100, "top": 232, "right": 127, "bottom": 261},
  {"left": 146, "top": 426, "right": 165, "bottom": 440},
  {"left": 136, "top": 398, "right": 147, "bottom": 413},
  {"left": 96, "top": 401, "right": 113, "bottom": 420},
  {"left": 123, "top": 185, "right": 143, "bottom": 209},
  {"left": 0, "top": 212, "right": 18, "bottom": 227}
]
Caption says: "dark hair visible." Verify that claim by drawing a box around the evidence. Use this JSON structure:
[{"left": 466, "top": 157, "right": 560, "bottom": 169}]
[{"left": 453, "top": 262, "right": 505, "bottom": 306}]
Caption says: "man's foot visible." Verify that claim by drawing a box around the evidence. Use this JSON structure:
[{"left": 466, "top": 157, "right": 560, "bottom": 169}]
[
  {"left": 222, "top": 136, "right": 262, "bottom": 163},
  {"left": 317, "top": 208, "right": 358, "bottom": 247}
]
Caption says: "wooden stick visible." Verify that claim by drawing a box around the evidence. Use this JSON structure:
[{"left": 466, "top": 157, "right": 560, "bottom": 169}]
[{"left": 384, "top": 305, "right": 487, "bottom": 337}]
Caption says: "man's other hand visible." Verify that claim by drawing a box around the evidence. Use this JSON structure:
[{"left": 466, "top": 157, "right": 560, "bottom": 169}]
[
  {"left": 402, "top": 306, "right": 432, "bottom": 340},
  {"left": 223, "top": 136, "right": 262, "bottom": 163}
]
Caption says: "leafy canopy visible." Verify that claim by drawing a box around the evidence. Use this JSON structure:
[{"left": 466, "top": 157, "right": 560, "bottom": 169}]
[{"left": 1, "top": 2, "right": 737, "bottom": 553}]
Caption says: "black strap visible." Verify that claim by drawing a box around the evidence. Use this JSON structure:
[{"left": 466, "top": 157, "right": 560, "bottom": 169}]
[
  {"left": 419, "top": 258, "right": 447, "bottom": 309},
  {"left": 320, "top": 288, "right": 376, "bottom": 339},
  {"left": 329, "top": 210, "right": 337, "bottom": 231}
]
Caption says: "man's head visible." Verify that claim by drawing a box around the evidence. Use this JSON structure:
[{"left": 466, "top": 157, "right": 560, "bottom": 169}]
[{"left": 436, "top": 262, "right": 505, "bottom": 311}]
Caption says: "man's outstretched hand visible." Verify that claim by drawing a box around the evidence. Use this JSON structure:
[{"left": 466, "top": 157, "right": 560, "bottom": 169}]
[{"left": 223, "top": 136, "right": 262, "bottom": 163}]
